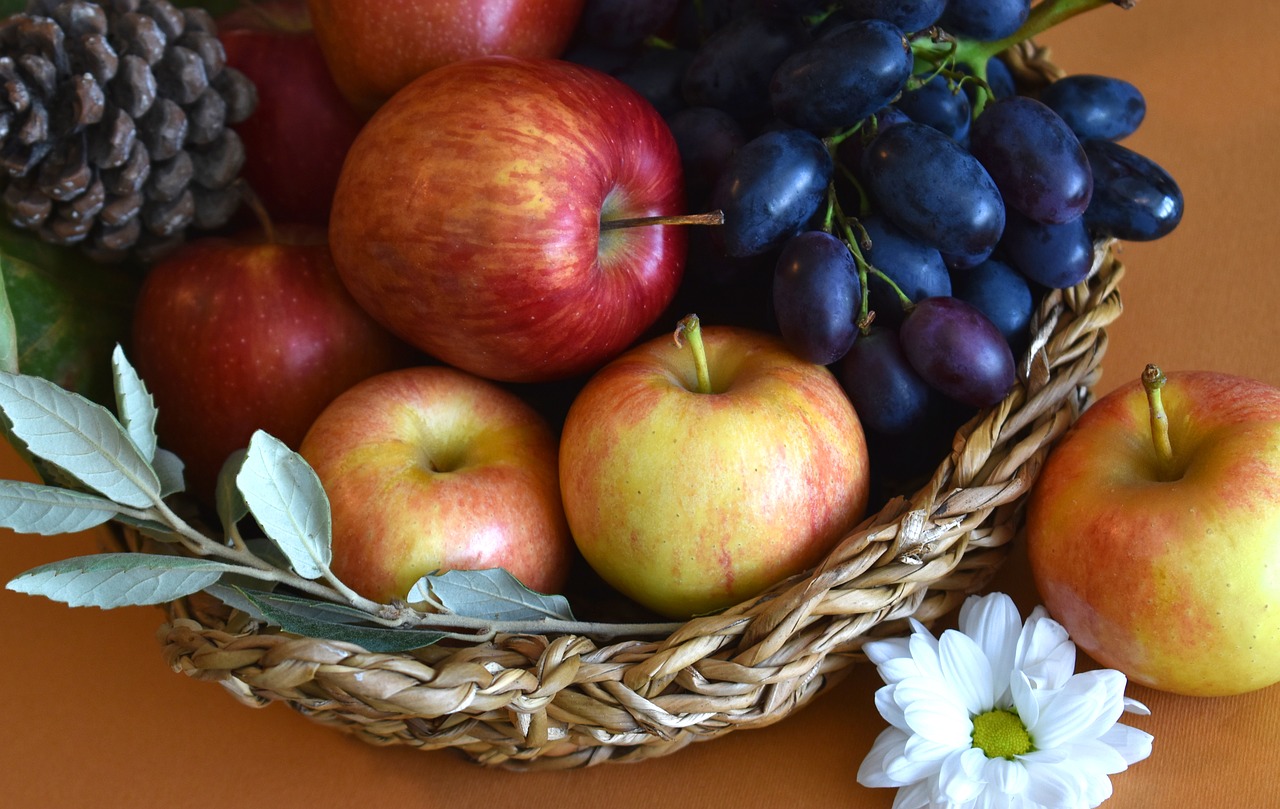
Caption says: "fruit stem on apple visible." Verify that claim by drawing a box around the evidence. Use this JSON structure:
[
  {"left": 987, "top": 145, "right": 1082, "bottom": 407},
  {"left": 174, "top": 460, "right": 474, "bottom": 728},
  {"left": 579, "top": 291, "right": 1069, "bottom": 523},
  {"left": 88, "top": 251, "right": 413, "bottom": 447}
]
[
  {"left": 238, "top": 180, "right": 278, "bottom": 244},
  {"left": 599, "top": 210, "right": 725, "bottom": 231},
  {"left": 1142, "top": 363, "right": 1177, "bottom": 480},
  {"left": 673, "top": 314, "right": 713, "bottom": 394}
]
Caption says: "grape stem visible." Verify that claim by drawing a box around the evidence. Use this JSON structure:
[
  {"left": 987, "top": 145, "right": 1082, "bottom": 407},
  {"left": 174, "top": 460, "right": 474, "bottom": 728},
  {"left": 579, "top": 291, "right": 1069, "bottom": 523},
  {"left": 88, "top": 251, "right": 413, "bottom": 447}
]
[
  {"left": 955, "top": 0, "right": 1119, "bottom": 67},
  {"left": 1141, "top": 363, "right": 1178, "bottom": 481},
  {"left": 673, "top": 314, "right": 713, "bottom": 394}
]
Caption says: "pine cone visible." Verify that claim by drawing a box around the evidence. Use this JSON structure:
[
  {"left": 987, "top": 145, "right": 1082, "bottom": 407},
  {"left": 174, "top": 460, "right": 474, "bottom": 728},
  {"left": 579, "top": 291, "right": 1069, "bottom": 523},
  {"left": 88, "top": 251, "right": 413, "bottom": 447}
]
[{"left": 0, "top": 0, "right": 257, "bottom": 262}]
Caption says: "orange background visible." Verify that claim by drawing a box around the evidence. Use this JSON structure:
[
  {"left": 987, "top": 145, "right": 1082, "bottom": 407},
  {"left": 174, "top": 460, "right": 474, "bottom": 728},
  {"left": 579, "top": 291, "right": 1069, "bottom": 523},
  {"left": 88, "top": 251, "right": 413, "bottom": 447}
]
[{"left": 3, "top": 2, "right": 1279, "bottom": 806}]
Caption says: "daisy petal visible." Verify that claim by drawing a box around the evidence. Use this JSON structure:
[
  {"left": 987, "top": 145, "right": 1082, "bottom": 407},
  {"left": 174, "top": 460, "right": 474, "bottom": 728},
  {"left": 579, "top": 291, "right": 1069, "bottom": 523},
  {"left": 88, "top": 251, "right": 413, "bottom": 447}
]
[
  {"left": 1020, "top": 756, "right": 1088, "bottom": 808},
  {"left": 940, "top": 628, "right": 996, "bottom": 716},
  {"left": 865, "top": 636, "right": 912, "bottom": 667},
  {"left": 1099, "top": 722, "right": 1154, "bottom": 767},
  {"left": 1010, "top": 670, "right": 1040, "bottom": 731},
  {"left": 983, "top": 756, "right": 1029, "bottom": 796},
  {"left": 937, "top": 747, "right": 989, "bottom": 804},
  {"left": 1060, "top": 738, "right": 1129, "bottom": 776},
  {"left": 959, "top": 592, "right": 1023, "bottom": 702},
  {"left": 876, "top": 684, "right": 910, "bottom": 732},
  {"left": 891, "top": 779, "right": 933, "bottom": 809},
  {"left": 1032, "top": 670, "right": 1126, "bottom": 749},
  {"left": 897, "top": 680, "right": 973, "bottom": 746},
  {"left": 858, "top": 727, "right": 912, "bottom": 787},
  {"left": 1123, "top": 696, "right": 1151, "bottom": 716},
  {"left": 878, "top": 656, "right": 921, "bottom": 685},
  {"left": 1016, "top": 608, "right": 1076, "bottom": 690}
]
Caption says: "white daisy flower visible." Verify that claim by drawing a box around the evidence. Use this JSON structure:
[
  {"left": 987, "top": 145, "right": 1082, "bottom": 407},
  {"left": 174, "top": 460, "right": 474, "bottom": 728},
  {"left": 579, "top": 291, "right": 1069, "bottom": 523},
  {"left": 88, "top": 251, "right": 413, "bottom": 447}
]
[{"left": 856, "top": 592, "right": 1153, "bottom": 809}]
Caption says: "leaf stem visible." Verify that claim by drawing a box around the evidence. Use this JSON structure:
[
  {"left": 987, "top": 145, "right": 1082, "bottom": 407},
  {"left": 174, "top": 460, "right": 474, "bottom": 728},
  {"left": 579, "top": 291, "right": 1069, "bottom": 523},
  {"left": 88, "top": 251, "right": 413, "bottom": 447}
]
[{"left": 1141, "top": 364, "right": 1177, "bottom": 481}]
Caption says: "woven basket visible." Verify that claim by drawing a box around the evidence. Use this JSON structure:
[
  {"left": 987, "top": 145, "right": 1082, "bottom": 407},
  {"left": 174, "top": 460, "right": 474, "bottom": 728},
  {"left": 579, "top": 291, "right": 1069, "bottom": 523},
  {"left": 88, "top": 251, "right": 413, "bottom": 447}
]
[{"left": 108, "top": 43, "right": 1125, "bottom": 770}]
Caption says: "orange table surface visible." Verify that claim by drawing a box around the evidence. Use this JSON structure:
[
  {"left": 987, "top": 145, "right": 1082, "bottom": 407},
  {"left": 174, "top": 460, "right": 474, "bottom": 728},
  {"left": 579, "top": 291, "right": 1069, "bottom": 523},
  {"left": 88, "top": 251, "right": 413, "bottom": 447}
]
[{"left": 3, "top": 3, "right": 1280, "bottom": 807}]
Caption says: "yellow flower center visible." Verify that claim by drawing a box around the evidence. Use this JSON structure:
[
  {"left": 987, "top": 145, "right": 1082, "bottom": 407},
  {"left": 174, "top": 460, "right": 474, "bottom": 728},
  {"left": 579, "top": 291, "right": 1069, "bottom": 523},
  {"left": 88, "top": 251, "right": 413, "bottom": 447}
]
[{"left": 971, "top": 709, "right": 1033, "bottom": 759}]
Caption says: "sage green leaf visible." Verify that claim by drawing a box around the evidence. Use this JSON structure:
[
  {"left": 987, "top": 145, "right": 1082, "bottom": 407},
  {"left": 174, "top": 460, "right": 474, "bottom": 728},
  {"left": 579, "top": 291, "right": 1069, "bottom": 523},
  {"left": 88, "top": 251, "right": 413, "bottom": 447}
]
[
  {"left": 153, "top": 448, "right": 186, "bottom": 497},
  {"left": 0, "top": 480, "right": 119, "bottom": 535},
  {"left": 0, "top": 263, "right": 17, "bottom": 375},
  {"left": 110, "top": 345, "right": 157, "bottom": 462},
  {"left": 0, "top": 371, "right": 160, "bottom": 508},
  {"left": 418, "top": 568, "right": 577, "bottom": 623},
  {"left": 215, "top": 448, "right": 249, "bottom": 537},
  {"left": 235, "top": 587, "right": 445, "bottom": 652},
  {"left": 235, "top": 431, "right": 331, "bottom": 580},
  {"left": 203, "top": 580, "right": 274, "bottom": 622},
  {"left": 6, "top": 553, "right": 237, "bottom": 608}
]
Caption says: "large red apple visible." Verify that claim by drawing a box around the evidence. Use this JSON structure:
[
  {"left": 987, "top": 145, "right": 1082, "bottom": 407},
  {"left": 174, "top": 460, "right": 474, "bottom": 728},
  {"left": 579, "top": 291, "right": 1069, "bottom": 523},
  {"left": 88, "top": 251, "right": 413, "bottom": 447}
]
[
  {"left": 328, "top": 56, "right": 688, "bottom": 384},
  {"left": 130, "top": 226, "right": 415, "bottom": 502},
  {"left": 218, "top": 0, "right": 363, "bottom": 226},
  {"left": 298, "top": 366, "right": 573, "bottom": 603},
  {"left": 1026, "top": 366, "right": 1280, "bottom": 696},
  {"left": 306, "top": 0, "right": 587, "bottom": 117},
  {"left": 558, "top": 317, "right": 870, "bottom": 619}
]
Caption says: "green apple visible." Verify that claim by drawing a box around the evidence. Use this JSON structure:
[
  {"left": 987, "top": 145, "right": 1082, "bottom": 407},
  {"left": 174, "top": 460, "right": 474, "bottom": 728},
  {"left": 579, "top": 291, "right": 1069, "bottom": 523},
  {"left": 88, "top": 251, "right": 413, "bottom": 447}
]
[
  {"left": 298, "top": 366, "right": 573, "bottom": 603},
  {"left": 1026, "top": 365, "right": 1280, "bottom": 696},
  {"left": 559, "top": 316, "right": 870, "bottom": 619}
]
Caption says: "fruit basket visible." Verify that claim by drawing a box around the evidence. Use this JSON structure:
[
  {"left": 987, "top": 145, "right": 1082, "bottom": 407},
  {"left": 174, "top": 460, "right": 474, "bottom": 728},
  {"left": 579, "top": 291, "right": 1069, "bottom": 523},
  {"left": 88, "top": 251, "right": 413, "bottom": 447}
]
[{"left": 0, "top": 2, "right": 1151, "bottom": 772}]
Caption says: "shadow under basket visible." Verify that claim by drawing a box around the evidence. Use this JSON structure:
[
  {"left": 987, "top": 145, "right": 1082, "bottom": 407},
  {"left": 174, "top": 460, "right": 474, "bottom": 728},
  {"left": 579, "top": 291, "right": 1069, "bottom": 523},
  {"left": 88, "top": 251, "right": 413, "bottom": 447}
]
[{"left": 114, "top": 45, "right": 1126, "bottom": 771}]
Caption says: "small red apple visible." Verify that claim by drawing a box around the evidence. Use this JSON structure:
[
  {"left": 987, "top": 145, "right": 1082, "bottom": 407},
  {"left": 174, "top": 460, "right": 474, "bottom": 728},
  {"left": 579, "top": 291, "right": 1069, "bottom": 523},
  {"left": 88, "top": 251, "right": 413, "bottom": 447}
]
[
  {"left": 130, "top": 225, "right": 415, "bottom": 501},
  {"left": 299, "top": 366, "right": 573, "bottom": 603},
  {"left": 218, "top": 0, "right": 363, "bottom": 225},
  {"left": 558, "top": 316, "right": 870, "bottom": 618},
  {"left": 328, "top": 56, "right": 688, "bottom": 384},
  {"left": 306, "top": 0, "right": 587, "bottom": 117},
  {"left": 1026, "top": 365, "right": 1280, "bottom": 696}
]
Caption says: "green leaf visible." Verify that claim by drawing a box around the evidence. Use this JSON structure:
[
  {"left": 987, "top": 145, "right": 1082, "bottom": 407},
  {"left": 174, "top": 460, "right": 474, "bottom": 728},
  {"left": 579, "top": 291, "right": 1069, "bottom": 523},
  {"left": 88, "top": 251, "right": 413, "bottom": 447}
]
[
  {"left": 0, "top": 262, "right": 18, "bottom": 375},
  {"left": 110, "top": 345, "right": 157, "bottom": 462},
  {"left": 414, "top": 568, "right": 577, "bottom": 623},
  {"left": 235, "top": 431, "right": 331, "bottom": 580},
  {"left": 153, "top": 448, "right": 186, "bottom": 497},
  {"left": 235, "top": 587, "right": 445, "bottom": 653},
  {"left": 215, "top": 448, "right": 249, "bottom": 537},
  {"left": 0, "top": 480, "right": 119, "bottom": 535},
  {"left": 6, "top": 553, "right": 237, "bottom": 608},
  {"left": 0, "top": 371, "right": 161, "bottom": 508}
]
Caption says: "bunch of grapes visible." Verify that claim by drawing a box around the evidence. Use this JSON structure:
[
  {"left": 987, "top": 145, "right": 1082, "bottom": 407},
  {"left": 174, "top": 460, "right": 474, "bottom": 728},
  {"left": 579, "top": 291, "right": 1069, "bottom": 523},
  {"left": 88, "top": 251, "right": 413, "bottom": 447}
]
[{"left": 567, "top": 0, "right": 1183, "bottom": 493}]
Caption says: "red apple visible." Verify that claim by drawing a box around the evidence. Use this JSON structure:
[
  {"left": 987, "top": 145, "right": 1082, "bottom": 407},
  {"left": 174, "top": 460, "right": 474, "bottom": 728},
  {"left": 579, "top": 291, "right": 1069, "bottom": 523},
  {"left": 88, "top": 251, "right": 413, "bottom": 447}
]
[
  {"left": 298, "top": 366, "right": 573, "bottom": 602},
  {"left": 558, "top": 317, "right": 870, "bottom": 619},
  {"left": 306, "top": 0, "right": 587, "bottom": 117},
  {"left": 328, "top": 56, "right": 688, "bottom": 384},
  {"left": 1026, "top": 366, "right": 1280, "bottom": 696},
  {"left": 130, "top": 225, "right": 415, "bottom": 502},
  {"left": 218, "top": 1, "right": 363, "bottom": 225}
]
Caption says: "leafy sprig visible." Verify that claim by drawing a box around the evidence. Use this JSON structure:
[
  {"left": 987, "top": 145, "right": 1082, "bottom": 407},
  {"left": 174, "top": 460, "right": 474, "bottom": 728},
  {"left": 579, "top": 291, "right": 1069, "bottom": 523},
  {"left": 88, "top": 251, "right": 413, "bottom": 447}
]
[{"left": 0, "top": 349, "right": 681, "bottom": 652}]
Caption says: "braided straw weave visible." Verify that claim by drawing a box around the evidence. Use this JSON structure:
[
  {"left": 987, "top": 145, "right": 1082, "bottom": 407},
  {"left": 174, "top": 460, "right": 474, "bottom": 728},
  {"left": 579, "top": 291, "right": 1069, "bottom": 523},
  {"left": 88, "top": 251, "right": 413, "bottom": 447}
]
[{"left": 115, "top": 43, "right": 1126, "bottom": 770}]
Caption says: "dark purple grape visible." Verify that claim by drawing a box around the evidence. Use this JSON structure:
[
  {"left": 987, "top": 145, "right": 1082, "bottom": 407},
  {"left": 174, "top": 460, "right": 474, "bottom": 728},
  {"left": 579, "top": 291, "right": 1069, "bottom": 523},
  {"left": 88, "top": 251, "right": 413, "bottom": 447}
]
[
  {"left": 895, "top": 73, "right": 972, "bottom": 142},
  {"left": 575, "top": 0, "right": 681, "bottom": 49},
  {"left": 836, "top": 0, "right": 948, "bottom": 32},
  {"left": 943, "top": 245, "right": 995, "bottom": 272},
  {"left": 614, "top": 47, "right": 696, "bottom": 117},
  {"left": 1039, "top": 74, "right": 1146, "bottom": 142},
  {"left": 666, "top": 106, "right": 748, "bottom": 206},
  {"left": 1083, "top": 139, "right": 1184, "bottom": 241},
  {"left": 999, "top": 209, "right": 1094, "bottom": 289},
  {"left": 837, "top": 326, "right": 932, "bottom": 436},
  {"left": 950, "top": 258, "right": 1034, "bottom": 356},
  {"left": 969, "top": 96, "right": 1093, "bottom": 225},
  {"left": 561, "top": 42, "right": 637, "bottom": 75},
  {"left": 941, "top": 0, "right": 1030, "bottom": 41},
  {"left": 681, "top": 12, "right": 811, "bottom": 123},
  {"left": 859, "top": 215, "right": 951, "bottom": 326},
  {"left": 899, "top": 296, "right": 1016, "bottom": 408},
  {"left": 985, "top": 57, "right": 1016, "bottom": 100},
  {"left": 712, "top": 128, "right": 833, "bottom": 257},
  {"left": 770, "top": 19, "right": 912, "bottom": 132},
  {"left": 864, "top": 122, "right": 1006, "bottom": 257},
  {"left": 772, "top": 231, "right": 862, "bottom": 364}
]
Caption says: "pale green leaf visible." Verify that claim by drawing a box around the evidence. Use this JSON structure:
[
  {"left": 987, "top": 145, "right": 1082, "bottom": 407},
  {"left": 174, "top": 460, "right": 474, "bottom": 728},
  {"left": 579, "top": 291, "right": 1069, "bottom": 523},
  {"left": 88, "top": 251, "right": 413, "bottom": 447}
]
[
  {"left": 110, "top": 345, "right": 157, "bottom": 462},
  {"left": 0, "top": 264, "right": 17, "bottom": 375},
  {"left": 6, "top": 553, "right": 237, "bottom": 608},
  {"left": 0, "top": 479, "right": 118, "bottom": 535},
  {"left": 0, "top": 371, "right": 160, "bottom": 508},
  {"left": 235, "top": 431, "right": 331, "bottom": 580},
  {"left": 417, "top": 568, "right": 577, "bottom": 623},
  {"left": 235, "top": 587, "right": 445, "bottom": 652},
  {"left": 215, "top": 448, "right": 249, "bottom": 537},
  {"left": 153, "top": 448, "right": 185, "bottom": 497}
]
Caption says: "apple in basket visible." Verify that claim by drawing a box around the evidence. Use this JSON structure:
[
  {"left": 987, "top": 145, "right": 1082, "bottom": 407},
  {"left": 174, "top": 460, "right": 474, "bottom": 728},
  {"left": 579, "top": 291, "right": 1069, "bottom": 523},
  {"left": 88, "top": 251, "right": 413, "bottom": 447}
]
[
  {"left": 299, "top": 365, "right": 574, "bottom": 603},
  {"left": 1026, "top": 365, "right": 1280, "bottom": 696},
  {"left": 326, "top": 55, "right": 690, "bottom": 384},
  {"left": 559, "top": 316, "right": 871, "bottom": 619},
  {"left": 217, "top": 0, "right": 364, "bottom": 226},
  {"left": 130, "top": 225, "right": 415, "bottom": 503},
  {"left": 306, "top": 0, "right": 587, "bottom": 116}
]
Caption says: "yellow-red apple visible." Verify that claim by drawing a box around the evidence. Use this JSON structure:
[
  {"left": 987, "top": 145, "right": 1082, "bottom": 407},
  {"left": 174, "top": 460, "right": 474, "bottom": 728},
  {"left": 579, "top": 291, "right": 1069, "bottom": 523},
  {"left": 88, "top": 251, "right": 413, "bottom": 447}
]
[
  {"left": 1026, "top": 366, "right": 1280, "bottom": 696},
  {"left": 558, "top": 317, "right": 870, "bottom": 619},
  {"left": 306, "top": 0, "right": 586, "bottom": 117},
  {"left": 328, "top": 56, "right": 687, "bottom": 384},
  {"left": 299, "top": 366, "right": 573, "bottom": 603}
]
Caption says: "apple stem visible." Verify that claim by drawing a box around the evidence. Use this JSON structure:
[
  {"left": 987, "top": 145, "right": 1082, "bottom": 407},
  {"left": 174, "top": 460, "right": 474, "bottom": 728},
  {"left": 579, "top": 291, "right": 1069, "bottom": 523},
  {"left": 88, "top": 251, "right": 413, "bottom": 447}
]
[
  {"left": 673, "top": 314, "right": 713, "bottom": 394},
  {"left": 600, "top": 210, "right": 725, "bottom": 231},
  {"left": 238, "top": 180, "right": 278, "bottom": 245},
  {"left": 1141, "top": 363, "right": 1177, "bottom": 480}
]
